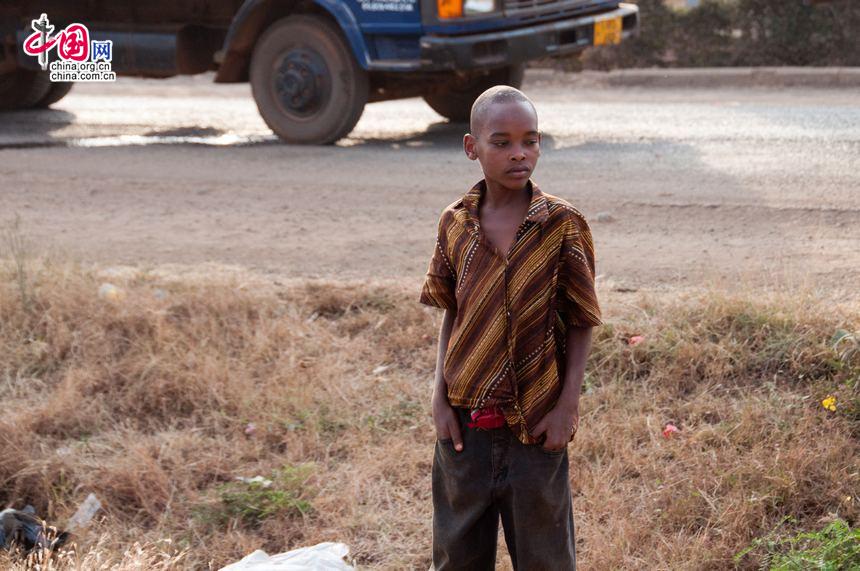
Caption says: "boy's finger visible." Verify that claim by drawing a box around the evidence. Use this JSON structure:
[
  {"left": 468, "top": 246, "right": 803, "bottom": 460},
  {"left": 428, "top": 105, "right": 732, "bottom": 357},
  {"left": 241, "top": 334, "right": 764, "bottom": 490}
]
[
  {"left": 542, "top": 433, "right": 560, "bottom": 450},
  {"left": 449, "top": 421, "right": 463, "bottom": 452}
]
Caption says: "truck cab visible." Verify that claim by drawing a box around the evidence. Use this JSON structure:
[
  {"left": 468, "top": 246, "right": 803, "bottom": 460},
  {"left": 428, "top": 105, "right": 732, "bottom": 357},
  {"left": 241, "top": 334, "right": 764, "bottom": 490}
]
[{"left": 0, "top": 0, "right": 639, "bottom": 144}]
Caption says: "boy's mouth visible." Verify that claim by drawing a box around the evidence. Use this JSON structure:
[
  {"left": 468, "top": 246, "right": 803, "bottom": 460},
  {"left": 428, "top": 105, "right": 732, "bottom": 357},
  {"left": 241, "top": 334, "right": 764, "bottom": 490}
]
[{"left": 507, "top": 165, "right": 531, "bottom": 176}]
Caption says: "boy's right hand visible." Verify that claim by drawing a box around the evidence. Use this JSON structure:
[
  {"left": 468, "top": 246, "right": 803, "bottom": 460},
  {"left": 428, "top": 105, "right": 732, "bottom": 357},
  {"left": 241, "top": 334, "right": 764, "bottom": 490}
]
[{"left": 432, "top": 395, "right": 463, "bottom": 452}]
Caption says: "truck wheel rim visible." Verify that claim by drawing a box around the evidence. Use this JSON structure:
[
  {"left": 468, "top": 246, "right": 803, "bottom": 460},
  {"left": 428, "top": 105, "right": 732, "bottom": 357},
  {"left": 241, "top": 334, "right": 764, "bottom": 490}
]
[{"left": 273, "top": 48, "right": 330, "bottom": 119}]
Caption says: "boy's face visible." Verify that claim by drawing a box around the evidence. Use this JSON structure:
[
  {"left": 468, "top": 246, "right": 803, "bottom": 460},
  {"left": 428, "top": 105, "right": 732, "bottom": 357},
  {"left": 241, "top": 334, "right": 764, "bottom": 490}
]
[{"left": 463, "top": 100, "right": 541, "bottom": 193}]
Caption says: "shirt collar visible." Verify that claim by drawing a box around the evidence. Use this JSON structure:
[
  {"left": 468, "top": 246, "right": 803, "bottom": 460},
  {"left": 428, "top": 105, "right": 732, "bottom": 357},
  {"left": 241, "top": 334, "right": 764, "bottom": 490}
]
[{"left": 462, "top": 179, "right": 549, "bottom": 228}]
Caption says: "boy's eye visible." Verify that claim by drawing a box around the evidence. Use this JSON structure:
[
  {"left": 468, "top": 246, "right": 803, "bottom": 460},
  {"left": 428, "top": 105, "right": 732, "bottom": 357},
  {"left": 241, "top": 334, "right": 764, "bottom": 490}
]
[
  {"left": 492, "top": 141, "right": 508, "bottom": 147},
  {"left": 526, "top": 140, "right": 538, "bottom": 145}
]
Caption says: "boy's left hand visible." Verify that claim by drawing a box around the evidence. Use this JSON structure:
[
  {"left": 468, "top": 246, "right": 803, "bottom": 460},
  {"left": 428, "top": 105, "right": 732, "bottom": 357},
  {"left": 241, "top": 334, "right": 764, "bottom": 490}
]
[{"left": 532, "top": 404, "right": 579, "bottom": 451}]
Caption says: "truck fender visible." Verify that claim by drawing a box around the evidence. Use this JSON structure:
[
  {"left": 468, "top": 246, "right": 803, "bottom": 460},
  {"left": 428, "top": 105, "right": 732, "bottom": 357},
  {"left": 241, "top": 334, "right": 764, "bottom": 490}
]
[{"left": 214, "top": 0, "right": 370, "bottom": 83}]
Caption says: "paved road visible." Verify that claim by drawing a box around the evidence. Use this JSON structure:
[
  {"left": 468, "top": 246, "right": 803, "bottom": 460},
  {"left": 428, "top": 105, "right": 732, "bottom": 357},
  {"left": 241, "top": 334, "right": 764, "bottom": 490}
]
[{"left": 1, "top": 70, "right": 858, "bottom": 294}]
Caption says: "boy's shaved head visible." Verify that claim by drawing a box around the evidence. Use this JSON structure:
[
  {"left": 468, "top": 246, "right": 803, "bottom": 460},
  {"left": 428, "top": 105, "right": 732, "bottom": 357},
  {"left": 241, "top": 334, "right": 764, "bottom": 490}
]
[
  {"left": 469, "top": 85, "right": 537, "bottom": 137},
  {"left": 463, "top": 84, "right": 540, "bottom": 192}
]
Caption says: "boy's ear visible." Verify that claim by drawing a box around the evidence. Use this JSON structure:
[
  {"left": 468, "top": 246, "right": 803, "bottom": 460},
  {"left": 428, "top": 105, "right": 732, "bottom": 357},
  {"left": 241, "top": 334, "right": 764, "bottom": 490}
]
[{"left": 463, "top": 133, "right": 478, "bottom": 161}]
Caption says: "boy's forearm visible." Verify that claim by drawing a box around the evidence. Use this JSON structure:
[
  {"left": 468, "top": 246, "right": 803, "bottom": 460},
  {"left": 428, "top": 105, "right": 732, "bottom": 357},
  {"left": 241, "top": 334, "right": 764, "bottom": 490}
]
[
  {"left": 432, "top": 307, "right": 457, "bottom": 403},
  {"left": 556, "top": 325, "right": 593, "bottom": 411}
]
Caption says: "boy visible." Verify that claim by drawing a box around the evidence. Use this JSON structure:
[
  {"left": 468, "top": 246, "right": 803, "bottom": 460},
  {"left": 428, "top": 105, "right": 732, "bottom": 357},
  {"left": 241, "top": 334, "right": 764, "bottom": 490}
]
[{"left": 418, "top": 85, "right": 602, "bottom": 571}]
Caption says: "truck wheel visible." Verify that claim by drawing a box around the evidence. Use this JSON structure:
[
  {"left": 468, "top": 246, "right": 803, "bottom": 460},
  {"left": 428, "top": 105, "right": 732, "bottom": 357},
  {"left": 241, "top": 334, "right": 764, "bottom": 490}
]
[
  {"left": 35, "top": 81, "right": 74, "bottom": 108},
  {"left": 0, "top": 69, "right": 53, "bottom": 110},
  {"left": 423, "top": 64, "right": 525, "bottom": 123},
  {"left": 250, "top": 15, "right": 369, "bottom": 145}
]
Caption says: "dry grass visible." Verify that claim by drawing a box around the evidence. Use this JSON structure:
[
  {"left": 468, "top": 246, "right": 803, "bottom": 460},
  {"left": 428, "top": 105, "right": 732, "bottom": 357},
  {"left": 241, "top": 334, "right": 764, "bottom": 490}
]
[{"left": 0, "top": 255, "right": 857, "bottom": 570}]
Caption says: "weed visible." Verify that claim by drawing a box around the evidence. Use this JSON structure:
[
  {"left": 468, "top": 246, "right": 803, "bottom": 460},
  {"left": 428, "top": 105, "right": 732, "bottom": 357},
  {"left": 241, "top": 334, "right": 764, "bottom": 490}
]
[
  {"left": 1, "top": 213, "right": 33, "bottom": 314},
  {"left": 194, "top": 463, "right": 316, "bottom": 528},
  {"left": 735, "top": 517, "right": 860, "bottom": 570}
]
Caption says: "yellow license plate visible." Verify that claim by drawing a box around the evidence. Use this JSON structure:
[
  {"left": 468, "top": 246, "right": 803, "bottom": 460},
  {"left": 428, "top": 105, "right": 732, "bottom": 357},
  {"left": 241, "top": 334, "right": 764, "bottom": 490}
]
[{"left": 594, "top": 17, "right": 622, "bottom": 46}]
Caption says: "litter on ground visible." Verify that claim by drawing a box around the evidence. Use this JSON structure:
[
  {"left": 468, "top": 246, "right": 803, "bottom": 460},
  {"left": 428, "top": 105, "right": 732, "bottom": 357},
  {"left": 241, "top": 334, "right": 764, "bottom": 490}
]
[{"left": 219, "top": 542, "right": 353, "bottom": 570}]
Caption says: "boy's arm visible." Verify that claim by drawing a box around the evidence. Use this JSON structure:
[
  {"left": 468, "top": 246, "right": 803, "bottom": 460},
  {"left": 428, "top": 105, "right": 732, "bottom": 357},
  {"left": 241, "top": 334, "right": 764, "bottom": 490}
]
[
  {"left": 532, "top": 324, "right": 594, "bottom": 450},
  {"left": 557, "top": 324, "right": 593, "bottom": 415},
  {"left": 431, "top": 307, "right": 465, "bottom": 452},
  {"left": 533, "top": 211, "right": 601, "bottom": 450}
]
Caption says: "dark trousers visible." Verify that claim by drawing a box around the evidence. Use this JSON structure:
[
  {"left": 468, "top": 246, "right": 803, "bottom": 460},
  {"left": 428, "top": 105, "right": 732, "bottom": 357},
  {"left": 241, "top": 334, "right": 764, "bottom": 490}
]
[{"left": 432, "top": 406, "right": 577, "bottom": 571}]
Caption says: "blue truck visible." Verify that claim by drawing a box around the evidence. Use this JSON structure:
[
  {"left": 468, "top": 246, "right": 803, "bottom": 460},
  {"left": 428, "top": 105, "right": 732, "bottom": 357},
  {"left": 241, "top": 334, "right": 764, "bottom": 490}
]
[{"left": 0, "top": 0, "right": 639, "bottom": 144}]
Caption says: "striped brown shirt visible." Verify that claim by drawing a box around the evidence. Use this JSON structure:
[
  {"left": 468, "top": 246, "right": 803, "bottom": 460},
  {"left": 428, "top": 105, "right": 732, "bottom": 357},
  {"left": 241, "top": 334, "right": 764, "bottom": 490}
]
[{"left": 419, "top": 179, "right": 602, "bottom": 445}]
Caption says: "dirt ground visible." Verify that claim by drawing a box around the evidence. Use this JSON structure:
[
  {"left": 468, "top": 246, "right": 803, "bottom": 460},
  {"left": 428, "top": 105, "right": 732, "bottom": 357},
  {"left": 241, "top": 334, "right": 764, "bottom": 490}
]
[{"left": 1, "top": 70, "right": 858, "bottom": 296}]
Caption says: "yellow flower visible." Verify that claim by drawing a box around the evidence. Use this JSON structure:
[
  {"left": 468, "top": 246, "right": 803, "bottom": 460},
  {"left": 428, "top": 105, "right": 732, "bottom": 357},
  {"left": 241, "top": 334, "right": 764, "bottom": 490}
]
[{"left": 821, "top": 395, "right": 837, "bottom": 412}]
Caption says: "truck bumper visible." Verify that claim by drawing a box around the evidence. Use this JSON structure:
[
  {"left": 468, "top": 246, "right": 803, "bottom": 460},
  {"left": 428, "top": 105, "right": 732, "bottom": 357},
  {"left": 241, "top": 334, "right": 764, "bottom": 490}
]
[{"left": 417, "top": 2, "right": 638, "bottom": 71}]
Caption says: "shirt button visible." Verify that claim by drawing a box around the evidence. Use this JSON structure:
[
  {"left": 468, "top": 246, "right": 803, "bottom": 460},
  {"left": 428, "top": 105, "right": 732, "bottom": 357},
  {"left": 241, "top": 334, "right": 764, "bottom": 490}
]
[{"left": 506, "top": 311, "right": 511, "bottom": 317}]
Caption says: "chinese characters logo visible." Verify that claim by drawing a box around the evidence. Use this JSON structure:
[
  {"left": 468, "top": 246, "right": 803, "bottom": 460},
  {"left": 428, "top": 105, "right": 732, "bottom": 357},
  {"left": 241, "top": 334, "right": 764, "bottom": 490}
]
[{"left": 22, "top": 13, "right": 115, "bottom": 82}]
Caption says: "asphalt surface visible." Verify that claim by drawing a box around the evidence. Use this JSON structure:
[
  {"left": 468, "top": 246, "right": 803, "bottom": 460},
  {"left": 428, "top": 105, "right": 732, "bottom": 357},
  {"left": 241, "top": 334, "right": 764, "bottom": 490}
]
[{"left": 1, "top": 70, "right": 858, "bottom": 295}]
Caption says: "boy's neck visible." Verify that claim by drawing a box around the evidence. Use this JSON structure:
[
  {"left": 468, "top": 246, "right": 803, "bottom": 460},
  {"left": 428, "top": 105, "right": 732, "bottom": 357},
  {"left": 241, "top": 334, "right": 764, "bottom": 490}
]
[{"left": 482, "top": 178, "right": 532, "bottom": 210}]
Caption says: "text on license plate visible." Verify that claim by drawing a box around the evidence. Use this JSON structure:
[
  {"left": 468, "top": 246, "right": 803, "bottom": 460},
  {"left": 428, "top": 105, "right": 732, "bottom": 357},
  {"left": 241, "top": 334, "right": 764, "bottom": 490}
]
[{"left": 594, "top": 17, "right": 622, "bottom": 46}]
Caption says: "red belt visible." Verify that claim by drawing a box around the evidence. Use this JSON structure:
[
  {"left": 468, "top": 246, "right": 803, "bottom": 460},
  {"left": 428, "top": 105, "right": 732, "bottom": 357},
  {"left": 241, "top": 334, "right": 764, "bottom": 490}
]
[{"left": 467, "top": 405, "right": 506, "bottom": 430}]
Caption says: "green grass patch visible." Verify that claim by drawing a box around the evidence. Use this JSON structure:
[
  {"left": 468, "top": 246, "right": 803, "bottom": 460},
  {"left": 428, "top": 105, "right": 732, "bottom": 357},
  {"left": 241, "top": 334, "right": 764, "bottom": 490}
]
[
  {"left": 194, "top": 463, "right": 315, "bottom": 528},
  {"left": 735, "top": 517, "right": 860, "bottom": 570}
]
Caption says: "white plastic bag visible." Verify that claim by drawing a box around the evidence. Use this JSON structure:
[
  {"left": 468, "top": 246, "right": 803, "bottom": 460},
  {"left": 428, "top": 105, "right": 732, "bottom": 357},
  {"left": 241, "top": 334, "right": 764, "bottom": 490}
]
[
  {"left": 219, "top": 542, "right": 353, "bottom": 571},
  {"left": 66, "top": 493, "right": 102, "bottom": 532}
]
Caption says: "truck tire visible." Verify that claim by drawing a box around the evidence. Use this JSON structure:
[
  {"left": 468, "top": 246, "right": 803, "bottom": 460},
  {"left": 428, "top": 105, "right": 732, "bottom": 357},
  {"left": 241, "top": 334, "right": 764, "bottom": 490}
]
[
  {"left": 35, "top": 81, "right": 74, "bottom": 108},
  {"left": 249, "top": 15, "right": 369, "bottom": 145},
  {"left": 0, "top": 69, "right": 53, "bottom": 111},
  {"left": 423, "top": 64, "right": 525, "bottom": 123}
]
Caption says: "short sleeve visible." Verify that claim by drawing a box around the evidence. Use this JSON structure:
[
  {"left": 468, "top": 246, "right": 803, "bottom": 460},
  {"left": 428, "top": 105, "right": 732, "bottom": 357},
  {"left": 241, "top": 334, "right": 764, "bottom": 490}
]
[
  {"left": 556, "top": 214, "right": 602, "bottom": 327},
  {"left": 418, "top": 210, "right": 457, "bottom": 311}
]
